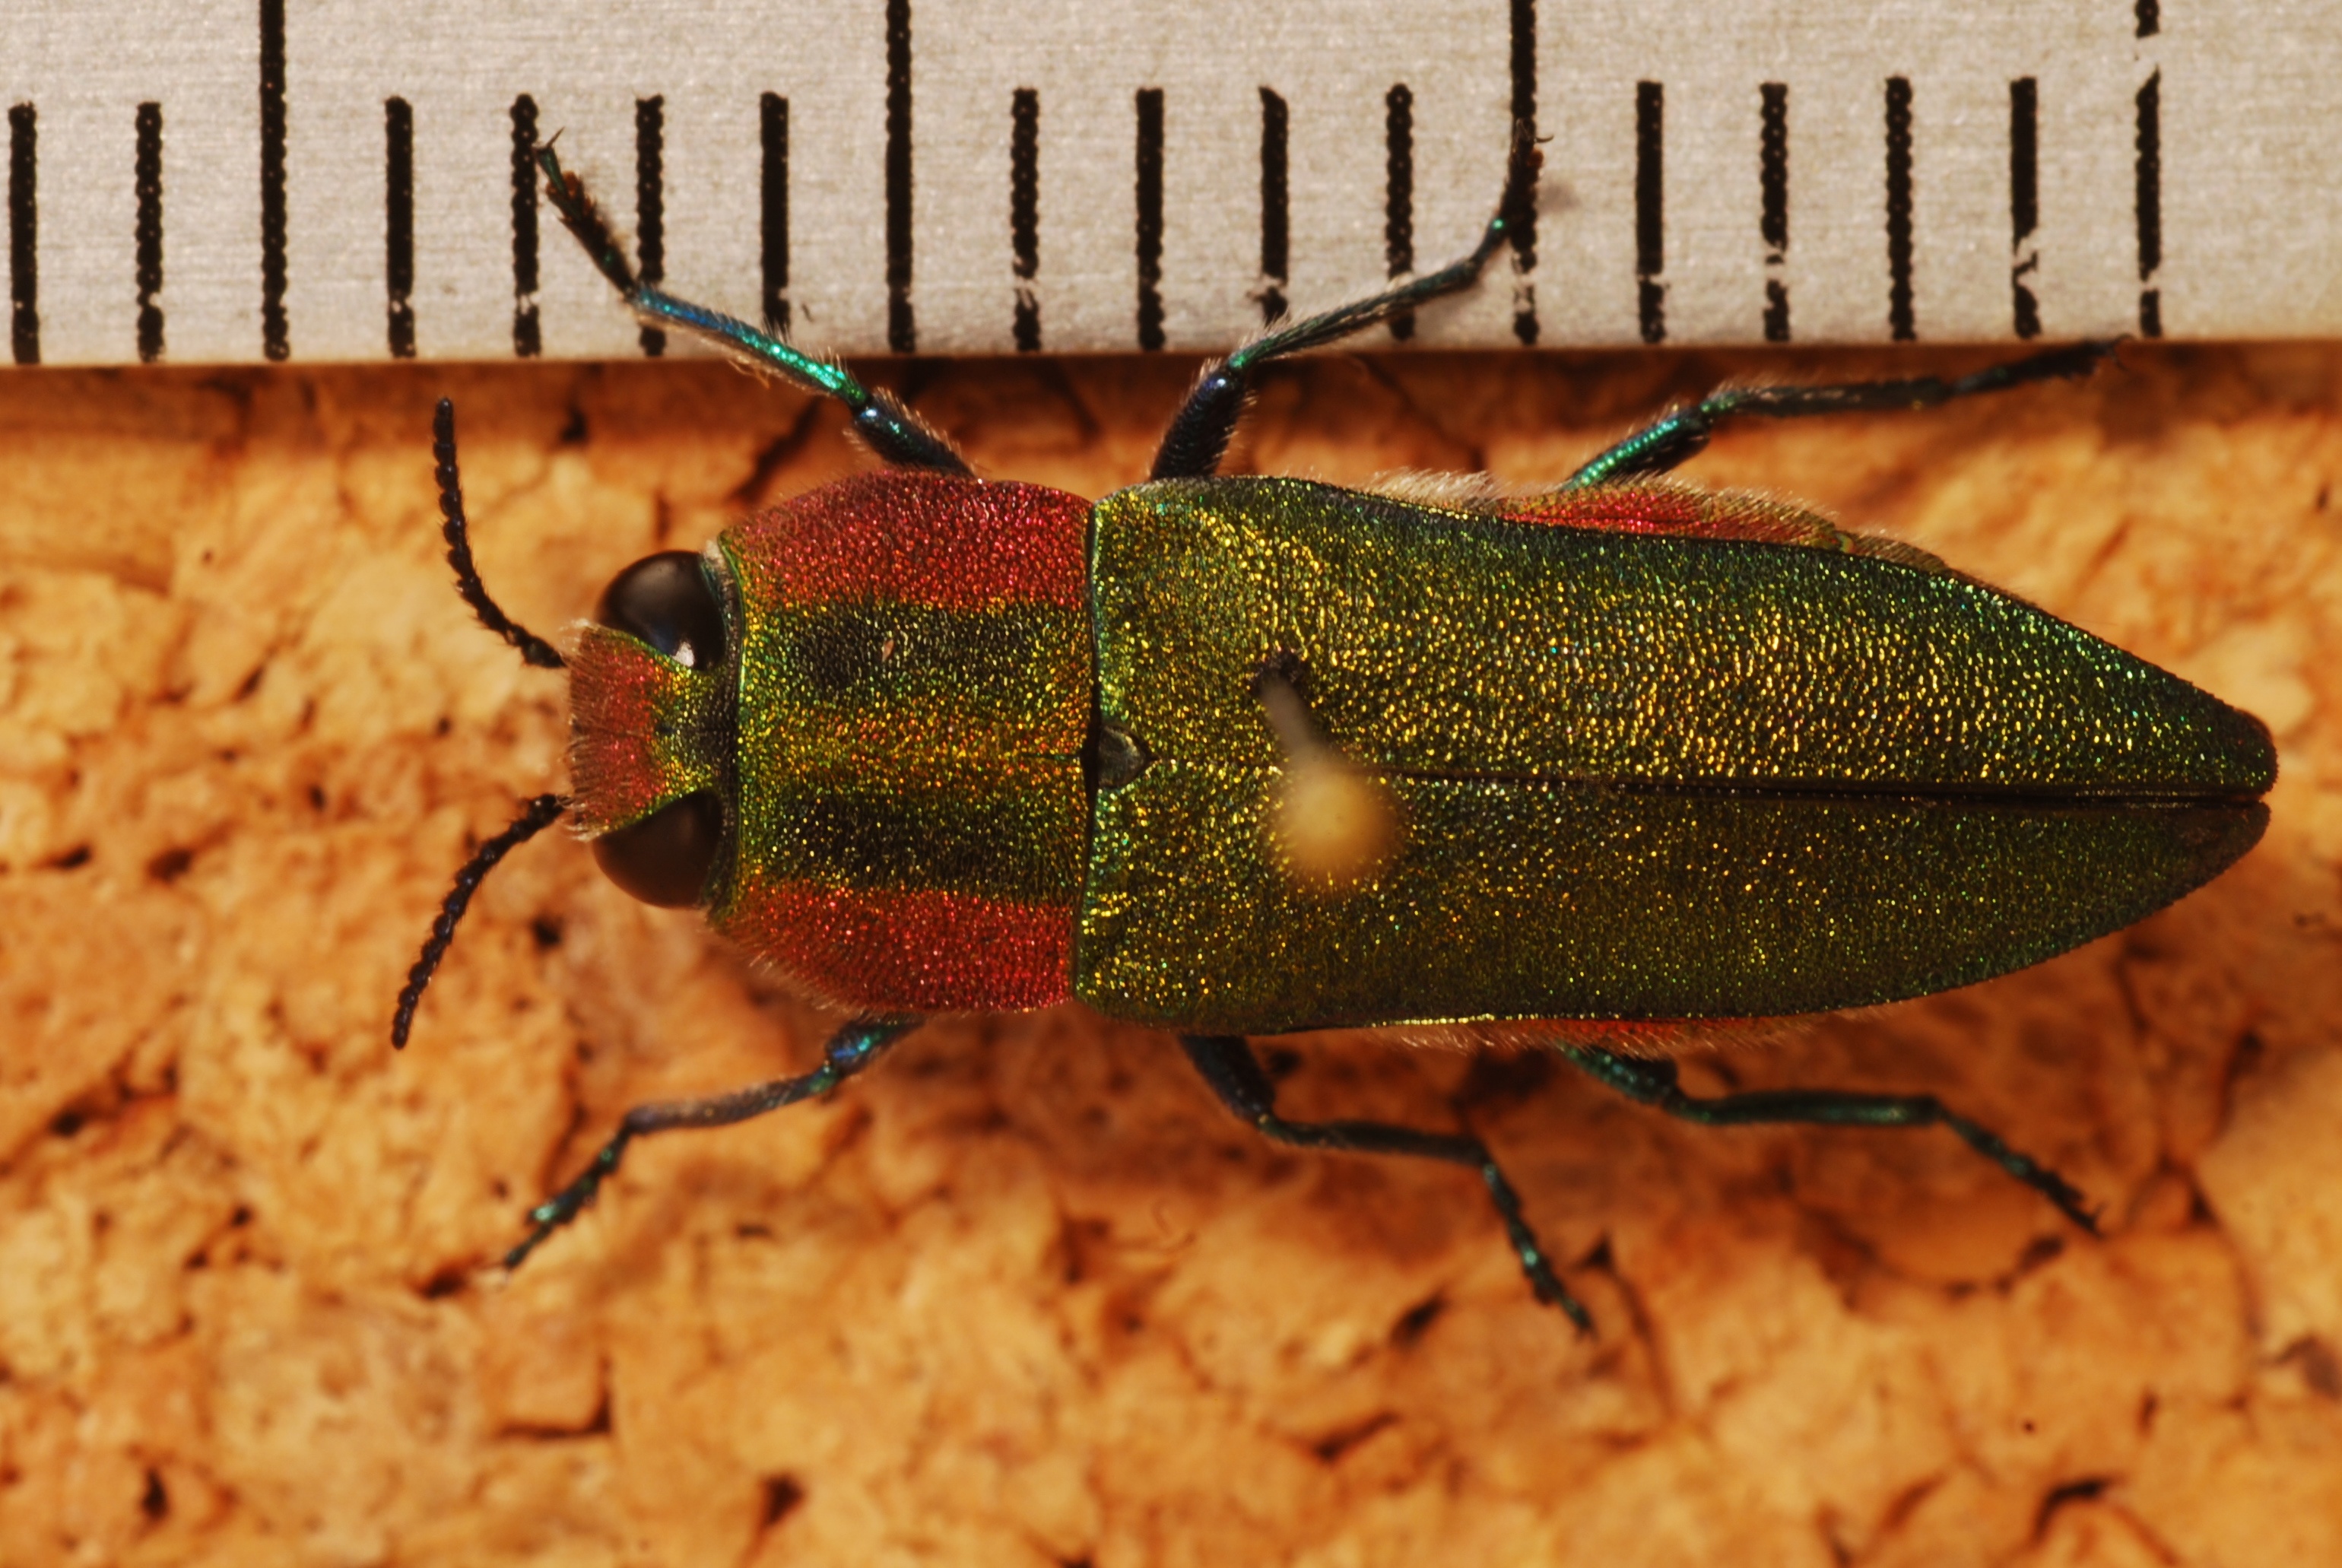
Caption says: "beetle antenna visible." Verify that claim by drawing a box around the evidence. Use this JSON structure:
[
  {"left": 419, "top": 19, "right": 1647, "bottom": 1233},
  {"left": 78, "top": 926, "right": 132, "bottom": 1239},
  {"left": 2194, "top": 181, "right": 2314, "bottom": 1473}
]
[
  {"left": 435, "top": 399, "right": 567, "bottom": 671},
  {"left": 393, "top": 793, "right": 570, "bottom": 1048}
]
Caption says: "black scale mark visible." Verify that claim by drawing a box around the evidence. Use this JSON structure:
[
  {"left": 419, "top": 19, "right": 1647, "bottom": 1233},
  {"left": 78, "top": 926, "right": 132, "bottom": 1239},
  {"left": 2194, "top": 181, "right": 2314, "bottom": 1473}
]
[
  {"left": 761, "top": 92, "right": 789, "bottom": 335},
  {"left": 1634, "top": 81, "right": 1664, "bottom": 344},
  {"left": 1508, "top": 0, "right": 1538, "bottom": 344},
  {"left": 636, "top": 95, "right": 665, "bottom": 358},
  {"left": 1884, "top": 75, "right": 1915, "bottom": 341},
  {"left": 1135, "top": 87, "right": 1164, "bottom": 351},
  {"left": 135, "top": 102, "right": 163, "bottom": 363},
  {"left": 8, "top": 102, "right": 33, "bottom": 366},
  {"left": 510, "top": 95, "right": 540, "bottom": 358},
  {"left": 2135, "top": 69, "right": 2161, "bottom": 337},
  {"left": 1760, "top": 82, "right": 1789, "bottom": 342},
  {"left": 1385, "top": 83, "right": 1414, "bottom": 342},
  {"left": 1010, "top": 87, "right": 1039, "bottom": 351},
  {"left": 386, "top": 97, "right": 415, "bottom": 359},
  {"left": 94, "top": 20, "right": 2160, "bottom": 367},
  {"left": 259, "top": 0, "right": 288, "bottom": 360},
  {"left": 884, "top": 0, "right": 914, "bottom": 353},
  {"left": 2009, "top": 77, "right": 2040, "bottom": 340},
  {"left": 1257, "top": 87, "right": 1290, "bottom": 325}
]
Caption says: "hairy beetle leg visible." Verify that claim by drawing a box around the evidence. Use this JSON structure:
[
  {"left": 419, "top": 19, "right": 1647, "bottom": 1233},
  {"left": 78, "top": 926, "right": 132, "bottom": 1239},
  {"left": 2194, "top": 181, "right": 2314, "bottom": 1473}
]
[
  {"left": 505, "top": 1016, "right": 919, "bottom": 1269},
  {"left": 1179, "top": 1033, "right": 1593, "bottom": 1334},
  {"left": 1561, "top": 1045, "right": 2100, "bottom": 1234},
  {"left": 1564, "top": 339, "right": 2118, "bottom": 487}
]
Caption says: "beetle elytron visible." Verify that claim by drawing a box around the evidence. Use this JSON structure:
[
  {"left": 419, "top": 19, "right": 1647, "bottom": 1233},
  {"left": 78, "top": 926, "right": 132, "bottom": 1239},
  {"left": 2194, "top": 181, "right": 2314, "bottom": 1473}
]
[{"left": 395, "top": 130, "right": 2274, "bottom": 1331}]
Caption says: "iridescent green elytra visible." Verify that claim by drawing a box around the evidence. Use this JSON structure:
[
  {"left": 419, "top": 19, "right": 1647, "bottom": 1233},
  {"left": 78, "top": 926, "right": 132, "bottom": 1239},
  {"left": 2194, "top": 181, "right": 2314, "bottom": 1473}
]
[
  {"left": 1077, "top": 477, "right": 2271, "bottom": 1033},
  {"left": 401, "top": 134, "right": 2275, "bottom": 1331}
]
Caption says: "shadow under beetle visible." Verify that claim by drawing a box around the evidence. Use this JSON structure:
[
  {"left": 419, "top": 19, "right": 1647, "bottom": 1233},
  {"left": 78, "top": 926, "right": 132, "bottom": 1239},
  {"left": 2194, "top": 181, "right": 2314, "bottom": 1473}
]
[{"left": 395, "top": 130, "right": 2274, "bottom": 1333}]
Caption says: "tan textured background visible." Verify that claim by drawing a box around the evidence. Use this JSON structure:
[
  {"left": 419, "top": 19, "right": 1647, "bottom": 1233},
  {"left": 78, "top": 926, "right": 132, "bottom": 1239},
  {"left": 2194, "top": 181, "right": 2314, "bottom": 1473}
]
[{"left": 1, "top": 343, "right": 2339, "bottom": 1566}]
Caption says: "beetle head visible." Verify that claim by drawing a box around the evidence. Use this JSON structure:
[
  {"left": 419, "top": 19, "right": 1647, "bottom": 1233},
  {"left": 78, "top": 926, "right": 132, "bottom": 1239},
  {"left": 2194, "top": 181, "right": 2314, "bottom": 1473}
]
[
  {"left": 395, "top": 402, "right": 737, "bottom": 1050},
  {"left": 569, "top": 549, "right": 737, "bottom": 908}
]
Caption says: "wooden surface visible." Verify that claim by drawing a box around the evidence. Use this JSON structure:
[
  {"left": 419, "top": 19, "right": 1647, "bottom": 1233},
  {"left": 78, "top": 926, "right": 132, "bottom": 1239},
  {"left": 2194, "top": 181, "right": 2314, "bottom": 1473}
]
[{"left": 1, "top": 344, "right": 2338, "bottom": 1566}]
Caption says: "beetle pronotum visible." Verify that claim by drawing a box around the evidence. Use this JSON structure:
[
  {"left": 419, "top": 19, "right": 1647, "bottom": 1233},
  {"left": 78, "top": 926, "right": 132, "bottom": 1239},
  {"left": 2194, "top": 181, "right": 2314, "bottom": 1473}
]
[{"left": 395, "top": 129, "right": 2273, "bottom": 1332}]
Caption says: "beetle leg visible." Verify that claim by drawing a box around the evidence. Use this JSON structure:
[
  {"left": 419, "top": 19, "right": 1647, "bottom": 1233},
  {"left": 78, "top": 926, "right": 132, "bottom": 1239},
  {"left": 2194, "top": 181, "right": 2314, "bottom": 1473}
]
[
  {"left": 532, "top": 145, "right": 969, "bottom": 476},
  {"left": 1147, "top": 123, "right": 1541, "bottom": 481},
  {"left": 1560, "top": 340, "right": 2115, "bottom": 487},
  {"left": 1178, "top": 1034, "right": 1591, "bottom": 1332},
  {"left": 1559, "top": 1045, "right": 2100, "bottom": 1233},
  {"left": 503, "top": 1016, "right": 920, "bottom": 1269}
]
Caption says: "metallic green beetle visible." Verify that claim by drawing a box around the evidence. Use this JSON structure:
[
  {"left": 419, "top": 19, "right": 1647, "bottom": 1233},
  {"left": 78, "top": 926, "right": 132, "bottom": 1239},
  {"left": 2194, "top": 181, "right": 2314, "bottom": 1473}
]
[{"left": 396, "top": 134, "right": 2273, "bottom": 1332}]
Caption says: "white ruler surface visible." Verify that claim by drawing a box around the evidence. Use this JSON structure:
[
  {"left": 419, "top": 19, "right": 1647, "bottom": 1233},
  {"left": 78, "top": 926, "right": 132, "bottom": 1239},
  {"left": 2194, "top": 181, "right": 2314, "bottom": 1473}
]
[{"left": 2, "top": 1, "right": 2336, "bottom": 367}]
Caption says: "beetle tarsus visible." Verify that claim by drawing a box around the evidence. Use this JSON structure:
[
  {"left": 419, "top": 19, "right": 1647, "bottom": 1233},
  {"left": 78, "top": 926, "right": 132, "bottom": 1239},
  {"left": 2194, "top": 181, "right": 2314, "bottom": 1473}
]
[
  {"left": 1938, "top": 1109, "right": 2101, "bottom": 1235},
  {"left": 1558, "top": 1044, "right": 2099, "bottom": 1235},
  {"left": 532, "top": 146, "right": 970, "bottom": 476},
  {"left": 1476, "top": 1154, "right": 1594, "bottom": 1335},
  {"left": 1563, "top": 339, "right": 2121, "bottom": 487},
  {"left": 501, "top": 1017, "right": 919, "bottom": 1268},
  {"left": 1149, "top": 121, "right": 1540, "bottom": 480},
  {"left": 535, "top": 145, "right": 641, "bottom": 297},
  {"left": 1179, "top": 1033, "right": 1592, "bottom": 1331},
  {"left": 505, "top": 1125, "right": 634, "bottom": 1269}
]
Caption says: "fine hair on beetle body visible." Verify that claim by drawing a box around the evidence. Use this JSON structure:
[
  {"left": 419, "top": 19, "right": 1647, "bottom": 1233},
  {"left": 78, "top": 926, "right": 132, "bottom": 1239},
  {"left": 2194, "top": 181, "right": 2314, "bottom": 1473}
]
[{"left": 395, "top": 124, "right": 2275, "bottom": 1336}]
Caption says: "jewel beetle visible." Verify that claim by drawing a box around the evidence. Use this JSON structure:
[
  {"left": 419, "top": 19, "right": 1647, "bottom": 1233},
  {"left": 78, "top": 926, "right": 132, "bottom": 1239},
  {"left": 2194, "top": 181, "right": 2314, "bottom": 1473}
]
[{"left": 394, "top": 130, "right": 2275, "bottom": 1333}]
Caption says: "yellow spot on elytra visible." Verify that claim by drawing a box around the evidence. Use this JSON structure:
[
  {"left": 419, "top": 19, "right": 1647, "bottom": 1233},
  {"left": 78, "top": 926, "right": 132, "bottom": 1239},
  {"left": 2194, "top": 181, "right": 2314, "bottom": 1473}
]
[{"left": 1271, "top": 754, "right": 1399, "bottom": 891}]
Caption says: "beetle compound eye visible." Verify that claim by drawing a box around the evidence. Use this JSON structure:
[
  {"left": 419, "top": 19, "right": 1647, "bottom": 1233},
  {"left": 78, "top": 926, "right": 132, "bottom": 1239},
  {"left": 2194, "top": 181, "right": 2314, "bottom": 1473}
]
[
  {"left": 595, "top": 552, "right": 727, "bottom": 669},
  {"left": 591, "top": 791, "right": 725, "bottom": 907}
]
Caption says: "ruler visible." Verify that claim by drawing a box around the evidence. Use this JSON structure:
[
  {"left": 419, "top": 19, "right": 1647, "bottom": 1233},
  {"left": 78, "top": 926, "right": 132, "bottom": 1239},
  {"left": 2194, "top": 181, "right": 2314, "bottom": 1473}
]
[{"left": 3, "top": 1, "right": 2335, "bottom": 367}]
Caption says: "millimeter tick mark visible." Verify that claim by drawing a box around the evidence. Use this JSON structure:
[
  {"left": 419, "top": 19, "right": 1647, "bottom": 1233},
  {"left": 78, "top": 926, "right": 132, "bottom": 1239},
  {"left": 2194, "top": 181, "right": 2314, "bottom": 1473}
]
[
  {"left": 386, "top": 97, "right": 415, "bottom": 358},
  {"left": 1760, "top": 82, "right": 1788, "bottom": 343},
  {"left": 8, "top": 102, "right": 33, "bottom": 366},
  {"left": 1385, "top": 82, "right": 1414, "bottom": 342},
  {"left": 259, "top": 0, "right": 288, "bottom": 360},
  {"left": 760, "top": 93, "right": 789, "bottom": 335},
  {"left": 1635, "top": 81, "right": 1664, "bottom": 344},
  {"left": 1884, "top": 75, "right": 1915, "bottom": 341},
  {"left": 510, "top": 95, "right": 540, "bottom": 358},
  {"left": 2009, "top": 80, "right": 2039, "bottom": 245},
  {"left": 635, "top": 95, "right": 665, "bottom": 358},
  {"left": 1135, "top": 87, "right": 1164, "bottom": 351},
  {"left": 2135, "top": 69, "right": 2162, "bottom": 337},
  {"left": 1507, "top": 0, "right": 1538, "bottom": 344},
  {"left": 1257, "top": 87, "right": 1289, "bottom": 325},
  {"left": 884, "top": 0, "right": 915, "bottom": 353},
  {"left": 1010, "top": 87, "right": 1039, "bottom": 352},
  {"left": 2009, "top": 77, "right": 2040, "bottom": 340},
  {"left": 135, "top": 102, "right": 164, "bottom": 363}
]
